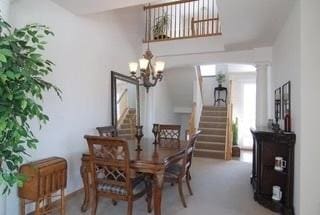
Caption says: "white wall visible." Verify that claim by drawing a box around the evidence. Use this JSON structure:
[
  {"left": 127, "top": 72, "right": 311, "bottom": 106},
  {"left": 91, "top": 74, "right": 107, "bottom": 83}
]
[
  {"left": 7, "top": 0, "right": 143, "bottom": 214},
  {"left": 271, "top": 1, "right": 301, "bottom": 213},
  {"left": 141, "top": 76, "right": 179, "bottom": 138},
  {"left": 166, "top": 67, "right": 195, "bottom": 108},
  {"left": 300, "top": 0, "right": 320, "bottom": 214},
  {"left": 153, "top": 78, "right": 179, "bottom": 124},
  {"left": 0, "top": 0, "right": 10, "bottom": 20},
  {"left": 0, "top": 2, "right": 10, "bottom": 215}
]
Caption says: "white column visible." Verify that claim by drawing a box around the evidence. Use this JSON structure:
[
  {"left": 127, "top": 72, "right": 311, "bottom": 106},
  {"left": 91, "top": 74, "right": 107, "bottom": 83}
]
[
  {"left": 0, "top": 2, "right": 10, "bottom": 214},
  {"left": 255, "top": 63, "right": 269, "bottom": 127}
]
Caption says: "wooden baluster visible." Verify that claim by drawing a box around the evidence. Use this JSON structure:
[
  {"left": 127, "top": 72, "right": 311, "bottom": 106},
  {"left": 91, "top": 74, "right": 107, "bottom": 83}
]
[
  {"left": 216, "top": 14, "right": 219, "bottom": 34},
  {"left": 149, "top": 8, "right": 152, "bottom": 41},
  {"left": 212, "top": 0, "right": 214, "bottom": 34},
  {"left": 219, "top": 14, "right": 222, "bottom": 33},
  {"left": 197, "top": 0, "right": 200, "bottom": 35},
  {"left": 170, "top": 5, "right": 173, "bottom": 38},
  {"left": 166, "top": 5, "right": 168, "bottom": 38},
  {"left": 153, "top": 8, "right": 156, "bottom": 40},
  {"left": 174, "top": 4, "right": 177, "bottom": 38},
  {"left": 179, "top": 3, "right": 181, "bottom": 38},
  {"left": 145, "top": 7, "right": 148, "bottom": 41},
  {"left": 157, "top": 7, "right": 160, "bottom": 39},
  {"left": 207, "top": 0, "right": 210, "bottom": 35},
  {"left": 183, "top": 2, "right": 186, "bottom": 37},
  {"left": 188, "top": 2, "right": 190, "bottom": 36},
  {"left": 202, "top": 0, "right": 205, "bottom": 35}
]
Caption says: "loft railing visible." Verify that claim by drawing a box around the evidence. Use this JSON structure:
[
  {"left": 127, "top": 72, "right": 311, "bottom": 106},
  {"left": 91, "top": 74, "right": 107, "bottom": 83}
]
[{"left": 144, "top": 0, "right": 222, "bottom": 42}]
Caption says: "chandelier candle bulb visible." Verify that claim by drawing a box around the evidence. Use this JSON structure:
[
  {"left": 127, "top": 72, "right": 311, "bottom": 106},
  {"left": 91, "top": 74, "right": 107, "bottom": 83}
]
[
  {"left": 155, "top": 61, "right": 165, "bottom": 73},
  {"left": 129, "top": 62, "right": 138, "bottom": 73},
  {"left": 139, "top": 58, "right": 149, "bottom": 70}
]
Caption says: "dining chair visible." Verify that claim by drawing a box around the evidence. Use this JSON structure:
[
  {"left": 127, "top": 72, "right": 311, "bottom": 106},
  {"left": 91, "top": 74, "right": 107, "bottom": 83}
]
[
  {"left": 96, "top": 126, "right": 117, "bottom": 137},
  {"left": 84, "top": 135, "right": 152, "bottom": 215},
  {"left": 164, "top": 130, "right": 201, "bottom": 208},
  {"left": 157, "top": 124, "right": 181, "bottom": 144}
]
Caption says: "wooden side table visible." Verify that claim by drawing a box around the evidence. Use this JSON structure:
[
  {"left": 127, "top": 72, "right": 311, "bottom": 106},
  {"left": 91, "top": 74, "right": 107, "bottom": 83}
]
[
  {"left": 214, "top": 85, "right": 228, "bottom": 106},
  {"left": 18, "top": 157, "right": 67, "bottom": 215}
]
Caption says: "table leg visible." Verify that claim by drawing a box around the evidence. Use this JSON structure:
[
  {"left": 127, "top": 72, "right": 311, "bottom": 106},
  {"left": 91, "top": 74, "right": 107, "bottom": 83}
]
[
  {"left": 80, "top": 161, "right": 90, "bottom": 212},
  {"left": 153, "top": 171, "right": 164, "bottom": 215}
]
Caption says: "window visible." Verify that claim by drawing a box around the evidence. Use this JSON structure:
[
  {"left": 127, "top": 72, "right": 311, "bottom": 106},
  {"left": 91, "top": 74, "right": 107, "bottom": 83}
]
[{"left": 200, "top": 64, "right": 216, "bottom": 76}]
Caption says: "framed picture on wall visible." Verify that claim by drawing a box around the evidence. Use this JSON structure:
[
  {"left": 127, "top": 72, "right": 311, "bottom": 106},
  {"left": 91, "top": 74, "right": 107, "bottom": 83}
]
[
  {"left": 274, "top": 87, "right": 282, "bottom": 120},
  {"left": 282, "top": 81, "right": 291, "bottom": 118}
]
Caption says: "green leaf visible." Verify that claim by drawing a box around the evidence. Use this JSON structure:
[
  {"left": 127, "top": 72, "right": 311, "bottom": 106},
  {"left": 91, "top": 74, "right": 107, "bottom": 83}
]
[
  {"left": 6, "top": 161, "right": 16, "bottom": 171},
  {"left": 0, "top": 49, "right": 13, "bottom": 57},
  {"left": 37, "top": 45, "right": 44, "bottom": 50},
  {"left": 15, "top": 31, "right": 25, "bottom": 38},
  {"left": 6, "top": 71, "right": 15, "bottom": 79},
  {"left": 0, "top": 54, "right": 7, "bottom": 63},
  {"left": 21, "top": 100, "right": 28, "bottom": 110}
]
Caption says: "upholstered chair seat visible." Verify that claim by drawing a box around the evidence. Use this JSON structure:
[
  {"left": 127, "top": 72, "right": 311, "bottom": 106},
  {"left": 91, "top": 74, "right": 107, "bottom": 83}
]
[{"left": 97, "top": 177, "right": 146, "bottom": 196}]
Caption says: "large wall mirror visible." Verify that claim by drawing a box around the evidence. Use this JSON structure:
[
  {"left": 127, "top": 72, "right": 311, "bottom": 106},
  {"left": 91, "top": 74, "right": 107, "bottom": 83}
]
[{"left": 111, "top": 71, "right": 140, "bottom": 134}]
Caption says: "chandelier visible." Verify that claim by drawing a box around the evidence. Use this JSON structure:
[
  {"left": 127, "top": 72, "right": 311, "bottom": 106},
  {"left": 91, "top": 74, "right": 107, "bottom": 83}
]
[{"left": 129, "top": 43, "right": 165, "bottom": 92}]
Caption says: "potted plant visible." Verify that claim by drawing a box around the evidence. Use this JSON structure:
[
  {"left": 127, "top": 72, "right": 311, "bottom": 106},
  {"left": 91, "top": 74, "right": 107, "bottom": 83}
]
[
  {"left": 232, "top": 117, "right": 240, "bottom": 157},
  {"left": 0, "top": 15, "right": 61, "bottom": 194},
  {"left": 216, "top": 73, "right": 226, "bottom": 87},
  {"left": 153, "top": 12, "right": 170, "bottom": 40}
]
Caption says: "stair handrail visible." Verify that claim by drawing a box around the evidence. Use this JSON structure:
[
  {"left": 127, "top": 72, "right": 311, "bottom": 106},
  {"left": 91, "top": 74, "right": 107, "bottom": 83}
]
[
  {"left": 128, "top": 111, "right": 137, "bottom": 139},
  {"left": 224, "top": 80, "right": 233, "bottom": 160},
  {"left": 196, "top": 67, "right": 204, "bottom": 102},
  {"left": 187, "top": 102, "right": 197, "bottom": 138},
  {"left": 117, "top": 89, "right": 129, "bottom": 127}
]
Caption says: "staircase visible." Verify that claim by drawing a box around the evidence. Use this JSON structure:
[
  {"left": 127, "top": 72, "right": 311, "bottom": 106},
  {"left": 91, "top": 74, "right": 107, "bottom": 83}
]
[
  {"left": 194, "top": 106, "right": 228, "bottom": 159},
  {"left": 118, "top": 108, "right": 136, "bottom": 140}
]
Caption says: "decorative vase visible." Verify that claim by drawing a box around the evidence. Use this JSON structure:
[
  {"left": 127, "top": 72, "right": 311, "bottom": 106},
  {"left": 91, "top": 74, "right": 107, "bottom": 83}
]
[
  {"left": 152, "top": 123, "right": 159, "bottom": 143},
  {"left": 284, "top": 111, "right": 291, "bottom": 132},
  {"left": 135, "top": 125, "right": 144, "bottom": 151}
]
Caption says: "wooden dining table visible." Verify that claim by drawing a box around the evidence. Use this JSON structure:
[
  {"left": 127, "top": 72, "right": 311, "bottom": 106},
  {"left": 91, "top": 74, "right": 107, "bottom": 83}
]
[{"left": 80, "top": 138, "right": 185, "bottom": 215}]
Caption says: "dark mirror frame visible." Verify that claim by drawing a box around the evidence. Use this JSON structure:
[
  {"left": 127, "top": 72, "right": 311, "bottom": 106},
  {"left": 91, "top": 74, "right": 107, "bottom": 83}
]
[
  {"left": 282, "top": 81, "right": 291, "bottom": 118},
  {"left": 111, "top": 71, "right": 140, "bottom": 131}
]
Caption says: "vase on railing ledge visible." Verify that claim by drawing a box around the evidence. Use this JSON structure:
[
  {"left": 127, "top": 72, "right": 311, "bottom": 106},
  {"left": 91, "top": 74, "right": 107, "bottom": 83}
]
[{"left": 135, "top": 125, "right": 144, "bottom": 151}]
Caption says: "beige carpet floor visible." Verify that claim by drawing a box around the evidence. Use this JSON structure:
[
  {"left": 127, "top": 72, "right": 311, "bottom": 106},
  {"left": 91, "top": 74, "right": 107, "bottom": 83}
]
[{"left": 63, "top": 158, "right": 277, "bottom": 215}]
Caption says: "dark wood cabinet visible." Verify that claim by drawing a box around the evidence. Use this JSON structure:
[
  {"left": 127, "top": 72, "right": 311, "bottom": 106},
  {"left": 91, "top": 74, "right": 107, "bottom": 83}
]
[{"left": 250, "top": 127, "right": 295, "bottom": 215}]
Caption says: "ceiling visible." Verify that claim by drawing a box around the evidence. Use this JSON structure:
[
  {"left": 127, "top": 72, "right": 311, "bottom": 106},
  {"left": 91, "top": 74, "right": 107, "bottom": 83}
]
[
  {"left": 50, "top": 0, "right": 160, "bottom": 15},
  {"left": 218, "top": 0, "right": 294, "bottom": 50}
]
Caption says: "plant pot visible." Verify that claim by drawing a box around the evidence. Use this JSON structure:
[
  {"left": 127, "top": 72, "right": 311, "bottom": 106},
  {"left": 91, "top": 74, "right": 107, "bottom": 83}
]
[
  {"left": 153, "top": 34, "right": 170, "bottom": 40},
  {"left": 232, "top": 145, "right": 241, "bottom": 157}
]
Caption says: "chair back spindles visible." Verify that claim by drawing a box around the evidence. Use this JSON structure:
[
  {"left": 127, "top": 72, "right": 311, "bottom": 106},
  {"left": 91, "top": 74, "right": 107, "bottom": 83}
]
[
  {"left": 157, "top": 124, "right": 182, "bottom": 147},
  {"left": 158, "top": 124, "right": 181, "bottom": 140},
  {"left": 96, "top": 126, "right": 117, "bottom": 137}
]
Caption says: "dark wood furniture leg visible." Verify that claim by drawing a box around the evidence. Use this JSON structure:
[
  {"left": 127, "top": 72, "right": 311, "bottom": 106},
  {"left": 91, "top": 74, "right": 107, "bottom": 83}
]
[
  {"left": 153, "top": 171, "right": 165, "bottom": 215},
  {"left": 80, "top": 159, "right": 90, "bottom": 212}
]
